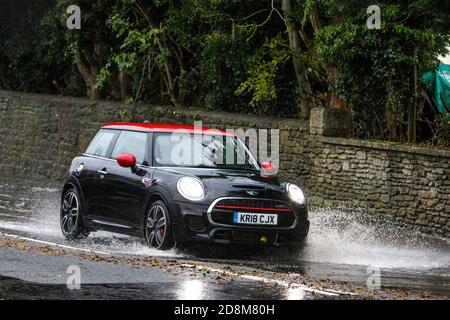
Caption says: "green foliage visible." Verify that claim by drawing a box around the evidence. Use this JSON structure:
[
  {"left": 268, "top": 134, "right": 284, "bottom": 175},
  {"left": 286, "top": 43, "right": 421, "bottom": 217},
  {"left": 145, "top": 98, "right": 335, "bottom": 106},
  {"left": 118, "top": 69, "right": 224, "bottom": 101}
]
[
  {"left": 315, "top": 1, "right": 450, "bottom": 140},
  {"left": 1, "top": 0, "right": 449, "bottom": 143},
  {"left": 235, "top": 36, "right": 290, "bottom": 113},
  {"left": 115, "top": 109, "right": 133, "bottom": 122},
  {"left": 432, "top": 115, "right": 450, "bottom": 146},
  {"left": 0, "top": 0, "right": 83, "bottom": 95},
  {"left": 198, "top": 29, "right": 255, "bottom": 112},
  {"left": 91, "top": 0, "right": 297, "bottom": 114},
  {"left": 94, "top": 63, "right": 111, "bottom": 90}
]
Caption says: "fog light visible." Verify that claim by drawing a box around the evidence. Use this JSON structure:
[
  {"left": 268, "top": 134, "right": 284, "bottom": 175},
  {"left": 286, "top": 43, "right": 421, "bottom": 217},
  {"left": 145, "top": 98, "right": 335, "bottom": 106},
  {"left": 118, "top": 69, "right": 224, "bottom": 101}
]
[{"left": 260, "top": 236, "right": 268, "bottom": 243}]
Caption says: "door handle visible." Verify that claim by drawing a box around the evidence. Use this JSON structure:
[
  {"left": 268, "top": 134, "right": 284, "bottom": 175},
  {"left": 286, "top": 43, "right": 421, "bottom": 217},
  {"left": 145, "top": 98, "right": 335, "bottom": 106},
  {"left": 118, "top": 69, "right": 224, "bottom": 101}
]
[{"left": 98, "top": 169, "right": 108, "bottom": 175}]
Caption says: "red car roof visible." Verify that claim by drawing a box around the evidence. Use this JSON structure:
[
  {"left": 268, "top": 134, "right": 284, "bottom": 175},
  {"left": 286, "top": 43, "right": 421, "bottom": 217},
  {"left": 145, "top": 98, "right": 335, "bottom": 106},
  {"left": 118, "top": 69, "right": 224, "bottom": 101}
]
[{"left": 102, "top": 122, "right": 235, "bottom": 136}]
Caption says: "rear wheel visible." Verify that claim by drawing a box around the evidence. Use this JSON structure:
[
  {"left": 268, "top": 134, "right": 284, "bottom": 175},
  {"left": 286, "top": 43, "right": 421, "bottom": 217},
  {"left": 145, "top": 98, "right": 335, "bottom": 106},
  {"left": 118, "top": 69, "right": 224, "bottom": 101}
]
[
  {"left": 145, "top": 200, "right": 174, "bottom": 250},
  {"left": 60, "top": 187, "right": 90, "bottom": 240}
]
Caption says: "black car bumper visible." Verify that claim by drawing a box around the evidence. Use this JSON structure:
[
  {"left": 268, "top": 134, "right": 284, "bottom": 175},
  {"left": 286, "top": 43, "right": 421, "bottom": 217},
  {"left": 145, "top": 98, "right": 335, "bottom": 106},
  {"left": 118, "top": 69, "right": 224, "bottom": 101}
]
[{"left": 171, "top": 200, "right": 309, "bottom": 246}]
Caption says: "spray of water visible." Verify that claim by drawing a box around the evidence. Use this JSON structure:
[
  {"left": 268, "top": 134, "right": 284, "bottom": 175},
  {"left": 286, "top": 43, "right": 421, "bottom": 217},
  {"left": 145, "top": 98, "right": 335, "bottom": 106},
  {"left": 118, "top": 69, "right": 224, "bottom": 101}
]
[
  {"left": 0, "top": 181, "right": 180, "bottom": 257},
  {"left": 304, "top": 206, "right": 450, "bottom": 270}
]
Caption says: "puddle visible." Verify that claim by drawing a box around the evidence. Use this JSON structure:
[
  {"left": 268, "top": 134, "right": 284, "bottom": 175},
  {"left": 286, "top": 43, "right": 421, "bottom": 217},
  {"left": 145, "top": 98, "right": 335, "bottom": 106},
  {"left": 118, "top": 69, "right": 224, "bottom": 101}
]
[{"left": 0, "top": 275, "right": 297, "bottom": 300}]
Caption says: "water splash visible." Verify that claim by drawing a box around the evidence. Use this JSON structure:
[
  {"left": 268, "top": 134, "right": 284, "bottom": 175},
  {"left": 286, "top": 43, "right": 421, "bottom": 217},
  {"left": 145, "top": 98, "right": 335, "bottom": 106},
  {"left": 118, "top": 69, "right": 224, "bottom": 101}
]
[
  {"left": 0, "top": 180, "right": 180, "bottom": 257},
  {"left": 303, "top": 206, "right": 450, "bottom": 270}
]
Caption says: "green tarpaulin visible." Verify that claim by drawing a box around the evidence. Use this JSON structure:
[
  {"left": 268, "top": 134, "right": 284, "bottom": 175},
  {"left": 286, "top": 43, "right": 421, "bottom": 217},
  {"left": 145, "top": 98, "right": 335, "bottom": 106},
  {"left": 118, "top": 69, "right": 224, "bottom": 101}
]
[{"left": 421, "top": 63, "right": 450, "bottom": 122}]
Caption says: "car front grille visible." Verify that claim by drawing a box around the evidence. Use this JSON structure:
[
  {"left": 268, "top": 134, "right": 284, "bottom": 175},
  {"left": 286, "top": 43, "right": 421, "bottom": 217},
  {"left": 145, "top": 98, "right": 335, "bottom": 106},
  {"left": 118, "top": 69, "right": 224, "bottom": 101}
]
[{"left": 208, "top": 198, "right": 296, "bottom": 228}]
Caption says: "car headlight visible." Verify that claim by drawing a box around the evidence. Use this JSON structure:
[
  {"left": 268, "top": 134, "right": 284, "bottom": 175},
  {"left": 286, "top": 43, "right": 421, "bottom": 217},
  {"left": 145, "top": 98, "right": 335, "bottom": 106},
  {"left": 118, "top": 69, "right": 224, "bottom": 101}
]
[
  {"left": 177, "top": 177, "right": 205, "bottom": 201},
  {"left": 287, "top": 183, "right": 306, "bottom": 205}
]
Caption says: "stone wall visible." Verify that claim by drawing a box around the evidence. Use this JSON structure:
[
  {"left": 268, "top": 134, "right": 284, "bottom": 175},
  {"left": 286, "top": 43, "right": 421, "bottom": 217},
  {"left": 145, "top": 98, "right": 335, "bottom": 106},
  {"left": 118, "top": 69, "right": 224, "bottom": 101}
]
[
  {"left": 310, "top": 137, "right": 450, "bottom": 236},
  {"left": 0, "top": 91, "right": 311, "bottom": 184},
  {"left": 0, "top": 90, "right": 448, "bottom": 237}
]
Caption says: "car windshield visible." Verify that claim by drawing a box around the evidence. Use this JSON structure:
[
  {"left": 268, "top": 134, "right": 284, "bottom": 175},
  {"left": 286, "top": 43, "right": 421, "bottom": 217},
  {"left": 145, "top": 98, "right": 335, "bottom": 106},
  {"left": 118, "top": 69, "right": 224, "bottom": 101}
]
[{"left": 154, "top": 132, "right": 259, "bottom": 171}]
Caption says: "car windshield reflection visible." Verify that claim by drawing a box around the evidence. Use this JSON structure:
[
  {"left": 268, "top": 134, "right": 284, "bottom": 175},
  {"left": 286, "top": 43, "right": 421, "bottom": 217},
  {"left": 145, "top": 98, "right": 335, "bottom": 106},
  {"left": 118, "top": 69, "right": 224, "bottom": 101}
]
[{"left": 154, "top": 133, "right": 259, "bottom": 171}]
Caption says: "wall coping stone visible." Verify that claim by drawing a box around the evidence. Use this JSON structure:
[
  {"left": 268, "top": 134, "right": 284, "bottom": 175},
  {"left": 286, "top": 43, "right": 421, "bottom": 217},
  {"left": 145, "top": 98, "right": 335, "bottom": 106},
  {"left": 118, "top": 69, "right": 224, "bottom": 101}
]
[
  {"left": 319, "top": 136, "right": 450, "bottom": 159},
  {"left": 310, "top": 107, "right": 353, "bottom": 137}
]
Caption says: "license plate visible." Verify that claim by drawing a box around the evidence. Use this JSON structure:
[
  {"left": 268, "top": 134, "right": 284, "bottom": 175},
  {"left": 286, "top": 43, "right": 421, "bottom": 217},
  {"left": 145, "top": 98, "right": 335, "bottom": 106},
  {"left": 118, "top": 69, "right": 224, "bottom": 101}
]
[{"left": 233, "top": 212, "right": 278, "bottom": 225}]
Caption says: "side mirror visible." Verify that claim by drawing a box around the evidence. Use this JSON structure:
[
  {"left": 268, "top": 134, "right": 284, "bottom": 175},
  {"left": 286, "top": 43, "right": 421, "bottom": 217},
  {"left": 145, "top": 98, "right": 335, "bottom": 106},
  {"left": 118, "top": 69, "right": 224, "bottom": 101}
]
[
  {"left": 260, "top": 161, "right": 277, "bottom": 177},
  {"left": 117, "top": 153, "right": 137, "bottom": 168}
]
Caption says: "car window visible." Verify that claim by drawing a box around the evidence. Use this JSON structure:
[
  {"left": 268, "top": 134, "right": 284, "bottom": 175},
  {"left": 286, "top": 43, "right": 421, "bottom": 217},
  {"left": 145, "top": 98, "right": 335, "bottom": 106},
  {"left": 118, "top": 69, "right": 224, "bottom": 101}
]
[
  {"left": 153, "top": 133, "right": 259, "bottom": 171},
  {"left": 85, "top": 130, "right": 115, "bottom": 158},
  {"left": 111, "top": 131, "right": 147, "bottom": 164}
]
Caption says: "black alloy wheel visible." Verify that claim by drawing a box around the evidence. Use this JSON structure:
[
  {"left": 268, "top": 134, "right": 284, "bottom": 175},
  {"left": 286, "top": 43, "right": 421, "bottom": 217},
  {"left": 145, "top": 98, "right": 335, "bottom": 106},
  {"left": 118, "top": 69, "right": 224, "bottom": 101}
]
[
  {"left": 145, "top": 200, "right": 174, "bottom": 250},
  {"left": 60, "top": 188, "right": 89, "bottom": 240}
]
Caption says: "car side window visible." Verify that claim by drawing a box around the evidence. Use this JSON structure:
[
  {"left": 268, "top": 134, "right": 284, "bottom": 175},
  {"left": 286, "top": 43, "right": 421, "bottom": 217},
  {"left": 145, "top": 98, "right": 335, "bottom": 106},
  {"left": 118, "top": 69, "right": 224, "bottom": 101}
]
[
  {"left": 85, "top": 130, "right": 116, "bottom": 158},
  {"left": 111, "top": 131, "right": 147, "bottom": 164}
]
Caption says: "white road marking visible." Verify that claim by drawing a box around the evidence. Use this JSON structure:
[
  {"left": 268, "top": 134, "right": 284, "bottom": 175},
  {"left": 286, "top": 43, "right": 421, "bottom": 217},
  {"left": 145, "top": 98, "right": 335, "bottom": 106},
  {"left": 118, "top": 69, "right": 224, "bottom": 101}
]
[
  {"left": 180, "top": 263, "right": 358, "bottom": 297},
  {"left": 0, "top": 232, "right": 111, "bottom": 255}
]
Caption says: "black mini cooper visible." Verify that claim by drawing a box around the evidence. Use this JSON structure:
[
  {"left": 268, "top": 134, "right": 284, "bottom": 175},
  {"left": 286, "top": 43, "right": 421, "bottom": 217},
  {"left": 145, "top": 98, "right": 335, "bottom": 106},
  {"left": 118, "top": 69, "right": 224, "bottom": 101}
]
[{"left": 60, "top": 122, "right": 309, "bottom": 249}]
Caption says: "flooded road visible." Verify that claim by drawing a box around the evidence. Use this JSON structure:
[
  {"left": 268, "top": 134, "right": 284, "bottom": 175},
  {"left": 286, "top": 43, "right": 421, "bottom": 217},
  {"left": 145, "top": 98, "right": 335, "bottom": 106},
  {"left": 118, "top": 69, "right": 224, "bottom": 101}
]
[{"left": 0, "top": 177, "right": 449, "bottom": 298}]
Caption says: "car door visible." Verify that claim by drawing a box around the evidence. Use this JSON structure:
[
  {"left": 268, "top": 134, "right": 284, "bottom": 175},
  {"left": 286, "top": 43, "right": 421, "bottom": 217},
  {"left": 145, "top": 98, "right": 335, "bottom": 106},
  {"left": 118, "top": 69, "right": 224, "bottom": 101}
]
[
  {"left": 94, "top": 130, "right": 151, "bottom": 228},
  {"left": 81, "top": 129, "right": 119, "bottom": 220}
]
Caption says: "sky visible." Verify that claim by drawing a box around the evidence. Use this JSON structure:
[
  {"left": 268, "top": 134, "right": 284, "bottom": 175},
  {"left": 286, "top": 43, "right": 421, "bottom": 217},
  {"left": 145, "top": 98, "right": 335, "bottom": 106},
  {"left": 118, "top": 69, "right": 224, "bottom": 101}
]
[{"left": 439, "top": 46, "right": 450, "bottom": 64}]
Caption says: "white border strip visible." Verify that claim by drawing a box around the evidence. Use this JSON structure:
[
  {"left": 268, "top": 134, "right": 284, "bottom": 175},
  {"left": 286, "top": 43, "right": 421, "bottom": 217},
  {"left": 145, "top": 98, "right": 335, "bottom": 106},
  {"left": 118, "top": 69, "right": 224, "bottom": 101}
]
[{"left": 180, "top": 263, "right": 358, "bottom": 297}]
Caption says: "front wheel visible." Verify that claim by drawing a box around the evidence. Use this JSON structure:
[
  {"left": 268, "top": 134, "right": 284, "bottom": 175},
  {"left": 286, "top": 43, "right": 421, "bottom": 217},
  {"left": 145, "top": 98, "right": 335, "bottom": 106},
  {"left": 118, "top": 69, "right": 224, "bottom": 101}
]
[
  {"left": 60, "top": 187, "right": 90, "bottom": 240},
  {"left": 145, "top": 200, "right": 174, "bottom": 250}
]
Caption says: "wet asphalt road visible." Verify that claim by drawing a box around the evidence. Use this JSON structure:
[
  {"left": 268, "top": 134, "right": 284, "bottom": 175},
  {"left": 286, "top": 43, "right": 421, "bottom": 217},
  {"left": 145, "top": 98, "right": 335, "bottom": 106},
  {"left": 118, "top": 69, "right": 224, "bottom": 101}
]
[
  {"left": 0, "top": 246, "right": 289, "bottom": 300},
  {"left": 0, "top": 177, "right": 449, "bottom": 299}
]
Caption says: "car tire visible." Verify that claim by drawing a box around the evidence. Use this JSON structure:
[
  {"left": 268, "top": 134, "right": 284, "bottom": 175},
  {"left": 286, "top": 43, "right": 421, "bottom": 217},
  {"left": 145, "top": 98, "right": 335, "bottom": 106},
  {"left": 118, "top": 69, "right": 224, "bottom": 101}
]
[
  {"left": 145, "top": 200, "right": 174, "bottom": 250},
  {"left": 60, "top": 187, "right": 90, "bottom": 240}
]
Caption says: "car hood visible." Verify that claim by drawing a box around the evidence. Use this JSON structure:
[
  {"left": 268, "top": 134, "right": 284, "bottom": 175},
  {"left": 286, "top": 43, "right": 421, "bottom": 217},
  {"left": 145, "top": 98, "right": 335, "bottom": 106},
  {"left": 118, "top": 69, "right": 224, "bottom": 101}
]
[{"left": 156, "top": 167, "right": 287, "bottom": 199}]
